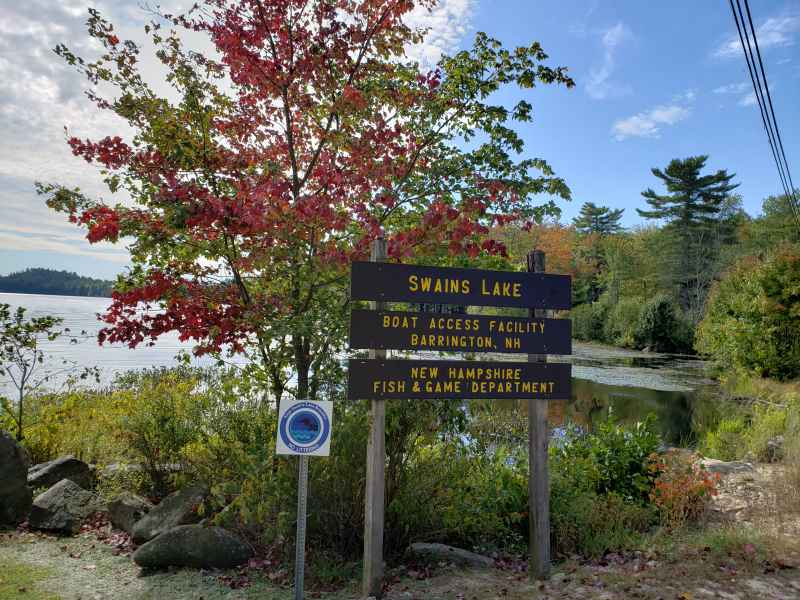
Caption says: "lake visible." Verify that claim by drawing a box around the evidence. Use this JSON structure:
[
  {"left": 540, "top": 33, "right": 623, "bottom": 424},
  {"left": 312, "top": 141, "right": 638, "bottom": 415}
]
[
  {"left": 0, "top": 292, "right": 216, "bottom": 393},
  {"left": 0, "top": 292, "right": 718, "bottom": 444}
]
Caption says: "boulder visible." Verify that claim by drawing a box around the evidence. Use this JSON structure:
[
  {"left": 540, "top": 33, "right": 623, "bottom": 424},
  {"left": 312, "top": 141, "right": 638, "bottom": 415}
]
[
  {"left": 108, "top": 491, "right": 154, "bottom": 534},
  {"left": 28, "top": 478, "right": 98, "bottom": 533},
  {"left": 0, "top": 431, "right": 33, "bottom": 525},
  {"left": 131, "top": 484, "right": 207, "bottom": 544},
  {"left": 409, "top": 543, "right": 494, "bottom": 568},
  {"left": 766, "top": 435, "right": 785, "bottom": 463},
  {"left": 28, "top": 455, "right": 93, "bottom": 490},
  {"left": 700, "top": 458, "right": 755, "bottom": 475},
  {"left": 132, "top": 525, "right": 252, "bottom": 569}
]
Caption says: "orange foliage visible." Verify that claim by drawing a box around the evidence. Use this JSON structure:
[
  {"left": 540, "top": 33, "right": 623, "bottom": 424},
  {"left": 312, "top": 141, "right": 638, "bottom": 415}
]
[{"left": 492, "top": 222, "right": 593, "bottom": 277}]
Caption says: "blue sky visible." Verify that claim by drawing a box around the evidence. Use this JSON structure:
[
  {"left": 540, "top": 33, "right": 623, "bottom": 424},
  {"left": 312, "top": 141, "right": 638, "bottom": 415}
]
[{"left": 1, "top": 0, "right": 798, "bottom": 279}]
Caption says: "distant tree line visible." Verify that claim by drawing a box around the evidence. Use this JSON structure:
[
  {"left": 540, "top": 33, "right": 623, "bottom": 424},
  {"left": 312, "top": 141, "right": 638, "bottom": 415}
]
[
  {"left": 0, "top": 268, "right": 113, "bottom": 297},
  {"left": 496, "top": 155, "right": 800, "bottom": 361}
]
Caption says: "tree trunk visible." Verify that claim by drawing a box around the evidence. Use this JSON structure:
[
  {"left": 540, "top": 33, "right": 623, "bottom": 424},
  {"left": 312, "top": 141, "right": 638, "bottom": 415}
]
[
  {"left": 294, "top": 336, "right": 311, "bottom": 400},
  {"left": 16, "top": 387, "right": 24, "bottom": 442}
]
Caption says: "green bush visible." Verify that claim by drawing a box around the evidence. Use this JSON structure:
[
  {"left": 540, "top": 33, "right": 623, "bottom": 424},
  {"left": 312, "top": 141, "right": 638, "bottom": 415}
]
[
  {"left": 549, "top": 420, "right": 658, "bottom": 557},
  {"left": 745, "top": 405, "right": 787, "bottom": 462},
  {"left": 698, "top": 415, "right": 747, "bottom": 461},
  {"left": 551, "top": 489, "right": 655, "bottom": 558},
  {"left": 696, "top": 245, "right": 800, "bottom": 379},
  {"left": 112, "top": 368, "right": 207, "bottom": 497},
  {"left": 572, "top": 300, "right": 610, "bottom": 342},
  {"left": 603, "top": 297, "right": 643, "bottom": 347},
  {"left": 554, "top": 416, "right": 661, "bottom": 503},
  {"left": 633, "top": 294, "right": 692, "bottom": 352}
]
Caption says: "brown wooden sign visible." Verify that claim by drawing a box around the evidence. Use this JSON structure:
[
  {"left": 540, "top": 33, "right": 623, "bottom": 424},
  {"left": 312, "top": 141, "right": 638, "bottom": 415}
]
[
  {"left": 347, "top": 359, "right": 571, "bottom": 400},
  {"left": 350, "top": 262, "right": 571, "bottom": 309},
  {"left": 349, "top": 309, "right": 572, "bottom": 355}
]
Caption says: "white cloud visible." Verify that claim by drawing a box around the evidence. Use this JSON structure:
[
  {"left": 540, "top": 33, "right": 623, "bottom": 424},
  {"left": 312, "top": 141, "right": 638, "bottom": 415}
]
[
  {"left": 0, "top": 231, "right": 129, "bottom": 263},
  {"left": 612, "top": 104, "right": 690, "bottom": 141},
  {"left": 712, "top": 81, "right": 766, "bottom": 107},
  {"left": 713, "top": 82, "right": 750, "bottom": 95},
  {"left": 777, "top": 57, "right": 792, "bottom": 64},
  {"left": 585, "top": 22, "right": 633, "bottom": 100},
  {"left": 715, "top": 15, "right": 800, "bottom": 58},
  {"left": 738, "top": 91, "right": 757, "bottom": 106},
  {"left": 404, "top": 0, "right": 476, "bottom": 68}
]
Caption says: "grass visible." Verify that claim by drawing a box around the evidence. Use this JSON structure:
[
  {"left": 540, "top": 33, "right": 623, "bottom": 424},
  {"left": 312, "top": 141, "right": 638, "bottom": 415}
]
[{"left": 0, "top": 559, "right": 59, "bottom": 600}]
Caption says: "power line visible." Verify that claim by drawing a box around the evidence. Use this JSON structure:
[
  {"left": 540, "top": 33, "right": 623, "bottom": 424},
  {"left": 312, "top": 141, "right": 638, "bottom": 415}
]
[
  {"left": 727, "top": 0, "right": 800, "bottom": 231},
  {"left": 742, "top": 0, "right": 799, "bottom": 204},
  {"left": 729, "top": 0, "right": 799, "bottom": 227}
]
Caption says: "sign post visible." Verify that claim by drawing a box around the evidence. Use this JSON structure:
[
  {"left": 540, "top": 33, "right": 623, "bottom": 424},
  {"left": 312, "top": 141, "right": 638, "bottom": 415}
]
[
  {"left": 294, "top": 455, "right": 309, "bottom": 600},
  {"left": 276, "top": 399, "right": 334, "bottom": 600},
  {"left": 528, "top": 250, "right": 550, "bottom": 580},
  {"left": 349, "top": 253, "right": 571, "bottom": 595},
  {"left": 363, "top": 238, "right": 387, "bottom": 600}
]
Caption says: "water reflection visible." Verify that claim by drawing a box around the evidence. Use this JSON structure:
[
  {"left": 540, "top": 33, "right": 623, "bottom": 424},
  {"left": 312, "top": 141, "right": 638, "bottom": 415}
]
[{"left": 485, "top": 345, "right": 723, "bottom": 447}]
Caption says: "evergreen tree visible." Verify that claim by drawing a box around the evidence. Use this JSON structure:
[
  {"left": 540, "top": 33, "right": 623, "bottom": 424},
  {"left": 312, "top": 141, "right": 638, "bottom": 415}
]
[
  {"left": 572, "top": 203, "right": 624, "bottom": 303},
  {"left": 637, "top": 156, "right": 739, "bottom": 322},
  {"left": 573, "top": 202, "right": 624, "bottom": 236}
]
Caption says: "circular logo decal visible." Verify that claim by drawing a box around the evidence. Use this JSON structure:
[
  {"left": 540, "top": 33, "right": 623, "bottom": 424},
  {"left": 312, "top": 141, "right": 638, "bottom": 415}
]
[{"left": 279, "top": 402, "right": 331, "bottom": 454}]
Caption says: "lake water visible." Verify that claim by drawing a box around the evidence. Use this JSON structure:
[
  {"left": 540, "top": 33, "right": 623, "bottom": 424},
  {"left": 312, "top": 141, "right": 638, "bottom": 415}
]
[
  {"left": 0, "top": 292, "right": 214, "bottom": 393},
  {"left": 0, "top": 293, "right": 718, "bottom": 444}
]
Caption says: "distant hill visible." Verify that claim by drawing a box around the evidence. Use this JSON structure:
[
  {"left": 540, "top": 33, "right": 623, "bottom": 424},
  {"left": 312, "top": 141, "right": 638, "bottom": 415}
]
[{"left": 0, "top": 268, "right": 114, "bottom": 297}]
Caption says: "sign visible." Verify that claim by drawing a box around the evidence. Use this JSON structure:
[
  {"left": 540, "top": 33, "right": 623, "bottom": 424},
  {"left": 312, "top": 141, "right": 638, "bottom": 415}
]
[
  {"left": 276, "top": 399, "right": 333, "bottom": 457},
  {"left": 349, "top": 309, "right": 572, "bottom": 355},
  {"left": 350, "top": 262, "right": 571, "bottom": 310},
  {"left": 347, "top": 359, "right": 571, "bottom": 400}
]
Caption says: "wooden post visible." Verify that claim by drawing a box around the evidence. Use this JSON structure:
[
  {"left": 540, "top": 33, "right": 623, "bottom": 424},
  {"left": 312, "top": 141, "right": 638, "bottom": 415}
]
[
  {"left": 363, "top": 237, "right": 387, "bottom": 598},
  {"left": 527, "top": 250, "right": 551, "bottom": 580}
]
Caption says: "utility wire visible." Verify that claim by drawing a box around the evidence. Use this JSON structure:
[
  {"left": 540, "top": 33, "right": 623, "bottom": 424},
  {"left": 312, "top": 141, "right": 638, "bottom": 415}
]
[
  {"left": 743, "top": 0, "right": 800, "bottom": 207},
  {"left": 728, "top": 0, "right": 800, "bottom": 232},
  {"left": 735, "top": 0, "right": 792, "bottom": 201}
]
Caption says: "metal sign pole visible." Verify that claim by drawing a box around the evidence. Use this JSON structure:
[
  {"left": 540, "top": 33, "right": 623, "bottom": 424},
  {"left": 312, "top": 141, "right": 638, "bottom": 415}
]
[{"left": 294, "top": 454, "right": 309, "bottom": 600}]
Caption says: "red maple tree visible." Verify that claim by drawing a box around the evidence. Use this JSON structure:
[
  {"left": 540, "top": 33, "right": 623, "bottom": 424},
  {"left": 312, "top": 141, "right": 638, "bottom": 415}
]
[{"left": 41, "top": 0, "right": 574, "bottom": 400}]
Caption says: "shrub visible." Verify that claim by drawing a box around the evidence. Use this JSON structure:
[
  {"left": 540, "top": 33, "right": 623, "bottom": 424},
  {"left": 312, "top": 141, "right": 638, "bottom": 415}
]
[
  {"left": 550, "top": 442, "right": 655, "bottom": 558},
  {"left": 745, "top": 405, "right": 787, "bottom": 462},
  {"left": 438, "top": 448, "right": 528, "bottom": 552},
  {"left": 696, "top": 245, "right": 800, "bottom": 379},
  {"left": 633, "top": 294, "right": 692, "bottom": 352},
  {"left": 8, "top": 389, "right": 128, "bottom": 466},
  {"left": 551, "top": 490, "right": 655, "bottom": 558},
  {"left": 648, "top": 449, "right": 719, "bottom": 529},
  {"left": 112, "top": 369, "right": 206, "bottom": 497},
  {"left": 698, "top": 415, "right": 747, "bottom": 461},
  {"left": 572, "top": 300, "right": 609, "bottom": 342},
  {"left": 554, "top": 415, "right": 661, "bottom": 503},
  {"left": 603, "top": 297, "right": 643, "bottom": 347}
]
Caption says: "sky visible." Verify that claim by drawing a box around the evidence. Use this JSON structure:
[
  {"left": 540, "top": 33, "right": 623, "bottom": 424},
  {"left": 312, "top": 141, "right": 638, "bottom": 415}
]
[{"left": 0, "top": 0, "right": 798, "bottom": 279}]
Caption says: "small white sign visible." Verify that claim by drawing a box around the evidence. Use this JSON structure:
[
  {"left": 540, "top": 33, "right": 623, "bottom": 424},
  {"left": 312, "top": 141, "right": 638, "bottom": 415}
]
[{"left": 276, "top": 399, "right": 333, "bottom": 457}]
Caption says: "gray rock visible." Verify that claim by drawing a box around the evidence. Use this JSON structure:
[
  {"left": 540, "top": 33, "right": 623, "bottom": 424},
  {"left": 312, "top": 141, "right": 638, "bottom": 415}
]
[
  {"left": 132, "top": 525, "right": 252, "bottom": 569},
  {"left": 766, "top": 435, "right": 785, "bottom": 462},
  {"left": 131, "top": 484, "right": 207, "bottom": 544},
  {"left": 101, "top": 462, "right": 183, "bottom": 478},
  {"left": 28, "top": 455, "right": 93, "bottom": 490},
  {"left": 0, "top": 431, "right": 32, "bottom": 525},
  {"left": 28, "top": 478, "right": 98, "bottom": 533},
  {"left": 108, "top": 491, "right": 154, "bottom": 534},
  {"left": 409, "top": 543, "right": 493, "bottom": 568},
  {"left": 700, "top": 458, "right": 755, "bottom": 475}
]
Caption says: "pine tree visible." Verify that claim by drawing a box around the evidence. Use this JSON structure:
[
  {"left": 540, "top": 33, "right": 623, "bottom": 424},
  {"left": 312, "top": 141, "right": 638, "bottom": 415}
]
[
  {"left": 572, "top": 202, "right": 624, "bottom": 236},
  {"left": 572, "top": 203, "right": 624, "bottom": 302},
  {"left": 637, "top": 156, "right": 739, "bottom": 322}
]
